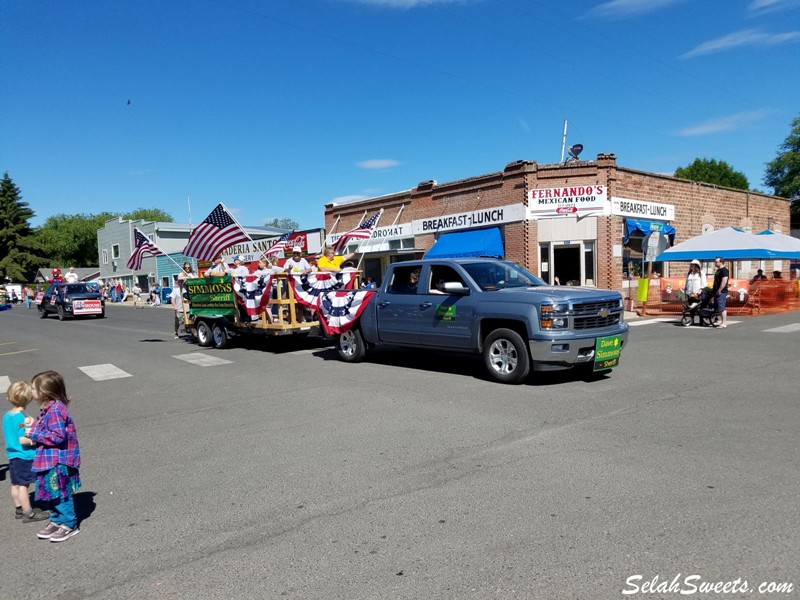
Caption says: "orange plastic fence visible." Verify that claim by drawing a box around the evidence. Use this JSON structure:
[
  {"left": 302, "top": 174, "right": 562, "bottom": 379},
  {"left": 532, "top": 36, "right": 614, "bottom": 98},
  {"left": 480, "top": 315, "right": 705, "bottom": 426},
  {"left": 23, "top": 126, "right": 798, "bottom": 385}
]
[{"left": 633, "top": 277, "right": 799, "bottom": 316}]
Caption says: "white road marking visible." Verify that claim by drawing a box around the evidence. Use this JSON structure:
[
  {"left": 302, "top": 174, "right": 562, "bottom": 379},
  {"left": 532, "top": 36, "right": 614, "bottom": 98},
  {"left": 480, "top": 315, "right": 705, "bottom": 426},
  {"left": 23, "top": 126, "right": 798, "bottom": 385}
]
[
  {"left": 0, "top": 376, "right": 10, "bottom": 394},
  {"left": 629, "top": 318, "right": 741, "bottom": 327},
  {"left": 763, "top": 323, "right": 800, "bottom": 333},
  {"left": 79, "top": 364, "right": 133, "bottom": 381},
  {"left": 628, "top": 318, "right": 675, "bottom": 327},
  {"left": 172, "top": 353, "right": 233, "bottom": 367}
]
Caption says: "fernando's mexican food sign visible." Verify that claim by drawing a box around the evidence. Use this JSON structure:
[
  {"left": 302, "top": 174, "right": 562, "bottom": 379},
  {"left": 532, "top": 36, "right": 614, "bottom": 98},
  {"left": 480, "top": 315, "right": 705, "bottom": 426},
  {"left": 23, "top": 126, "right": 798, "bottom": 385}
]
[{"left": 185, "top": 277, "right": 236, "bottom": 317}]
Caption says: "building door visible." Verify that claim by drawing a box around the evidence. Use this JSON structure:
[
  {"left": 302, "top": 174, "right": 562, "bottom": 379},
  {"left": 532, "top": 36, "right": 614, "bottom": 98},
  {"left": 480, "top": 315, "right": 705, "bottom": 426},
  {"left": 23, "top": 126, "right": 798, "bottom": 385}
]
[{"left": 553, "top": 245, "right": 581, "bottom": 286}]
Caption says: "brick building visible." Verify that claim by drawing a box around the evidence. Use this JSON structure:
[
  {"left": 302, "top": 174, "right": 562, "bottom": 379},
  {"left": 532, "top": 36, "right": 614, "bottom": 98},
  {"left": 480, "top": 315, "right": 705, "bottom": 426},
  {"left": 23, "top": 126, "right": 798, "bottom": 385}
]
[{"left": 324, "top": 154, "right": 791, "bottom": 291}]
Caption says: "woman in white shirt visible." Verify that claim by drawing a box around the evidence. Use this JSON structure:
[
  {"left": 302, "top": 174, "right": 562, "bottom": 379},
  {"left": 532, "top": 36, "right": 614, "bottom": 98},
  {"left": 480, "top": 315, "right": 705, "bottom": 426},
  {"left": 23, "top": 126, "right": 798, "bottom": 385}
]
[{"left": 684, "top": 259, "right": 707, "bottom": 299}]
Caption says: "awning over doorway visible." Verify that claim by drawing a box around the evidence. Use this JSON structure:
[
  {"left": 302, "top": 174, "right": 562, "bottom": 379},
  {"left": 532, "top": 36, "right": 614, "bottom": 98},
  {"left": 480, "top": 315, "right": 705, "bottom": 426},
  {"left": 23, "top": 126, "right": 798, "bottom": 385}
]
[
  {"left": 424, "top": 227, "right": 504, "bottom": 259},
  {"left": 624, "top": 219, "right": 676, "bottom": 245}
]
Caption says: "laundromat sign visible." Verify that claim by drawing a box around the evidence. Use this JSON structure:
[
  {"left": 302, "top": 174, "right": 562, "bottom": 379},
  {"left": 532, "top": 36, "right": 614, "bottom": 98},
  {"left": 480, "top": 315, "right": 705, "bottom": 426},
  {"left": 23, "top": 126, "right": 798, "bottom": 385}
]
[{"left": 527, "top": 185, "right": 607, "bottom": 218}]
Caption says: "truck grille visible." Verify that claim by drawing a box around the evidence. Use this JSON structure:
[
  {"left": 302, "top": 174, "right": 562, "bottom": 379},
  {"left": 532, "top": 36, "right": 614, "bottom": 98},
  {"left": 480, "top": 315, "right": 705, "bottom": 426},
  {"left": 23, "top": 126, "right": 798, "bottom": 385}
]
[{"left": 572, "top": 299, "right": 621, "bottom": 330}]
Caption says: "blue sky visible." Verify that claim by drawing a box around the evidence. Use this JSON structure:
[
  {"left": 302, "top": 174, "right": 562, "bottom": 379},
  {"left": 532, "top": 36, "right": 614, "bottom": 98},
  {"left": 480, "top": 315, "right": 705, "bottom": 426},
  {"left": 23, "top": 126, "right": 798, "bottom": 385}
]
[{"left": 2, "top": 0, "right": 799, "bottom": 229}]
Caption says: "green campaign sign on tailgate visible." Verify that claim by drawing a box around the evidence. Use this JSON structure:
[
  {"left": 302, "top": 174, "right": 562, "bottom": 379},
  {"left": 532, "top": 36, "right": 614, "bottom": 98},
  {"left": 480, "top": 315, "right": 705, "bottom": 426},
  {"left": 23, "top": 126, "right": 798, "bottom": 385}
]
[
  {"left": 186, "top": 277, "right": 236, "bottom": 316},
  {"left": 594, "top": 334, "right": 622, "bottom": 371}
]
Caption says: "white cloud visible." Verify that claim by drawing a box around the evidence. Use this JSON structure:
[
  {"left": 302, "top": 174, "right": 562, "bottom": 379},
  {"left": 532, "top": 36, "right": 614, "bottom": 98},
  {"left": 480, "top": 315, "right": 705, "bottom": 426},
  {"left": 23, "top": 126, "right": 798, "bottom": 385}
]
[
  {"left": 681, "top": 28, "right": 800, "bottom": 58},
  {"left": 356, "top": 159, "right": 400, "bottom": 169},
  {"left": 676, "top": 110, "right": 768, "bottom": 137},
  {"left": 585, "top": 0, "right": 684, "bottom": 19},
  {"left": 749, "top": 0, "right": 800, "bottom": 12},
  {"left": 351, "top": 0, "right": 465, "bottom": 7}
]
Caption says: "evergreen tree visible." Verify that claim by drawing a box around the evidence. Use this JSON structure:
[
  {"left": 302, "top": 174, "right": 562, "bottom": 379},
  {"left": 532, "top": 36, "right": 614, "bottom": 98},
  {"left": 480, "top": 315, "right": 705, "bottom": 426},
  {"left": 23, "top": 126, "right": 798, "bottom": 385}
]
[
  {"left": 0, "top": 173, "right": 44, "bottom": 281},
  {"left": 674, "top": 158, "right": 749, "bottom": 190}
]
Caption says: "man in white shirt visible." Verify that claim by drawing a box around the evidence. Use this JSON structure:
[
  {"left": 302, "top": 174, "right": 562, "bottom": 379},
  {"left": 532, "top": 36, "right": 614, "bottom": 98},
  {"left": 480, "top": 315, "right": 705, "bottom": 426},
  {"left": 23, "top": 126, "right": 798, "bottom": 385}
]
[
  {"left": 64, "top": 267, "right": 79, "bottom": 284},
  {"left": 283, "top": 247, "right": 311, "bottom": 275},
  {"left": 204, "top": 254, "right": 227, "bottom": 277}
]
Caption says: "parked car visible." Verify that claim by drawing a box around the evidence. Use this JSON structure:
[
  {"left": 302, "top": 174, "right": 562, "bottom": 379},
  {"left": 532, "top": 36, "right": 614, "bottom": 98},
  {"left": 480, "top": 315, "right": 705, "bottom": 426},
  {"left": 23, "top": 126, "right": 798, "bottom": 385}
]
[{"left": 38, "top": 283, "right": 105, "bottom": 320}]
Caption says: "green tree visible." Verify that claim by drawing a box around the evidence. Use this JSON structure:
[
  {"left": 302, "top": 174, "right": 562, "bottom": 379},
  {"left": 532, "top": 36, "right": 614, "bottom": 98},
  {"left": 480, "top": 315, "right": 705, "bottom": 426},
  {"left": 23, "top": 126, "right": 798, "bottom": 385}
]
[
  {"left": 763, "top": 115, "right": 800, "bottom": 220},
  {"left": 0, "top": 172, "right": 45, "bottom": 281},
  {"left": 34, "top": 212, "right": 116, "bottom": 268},
  {"left": 265, "top": 217, "right": 299, "bottom": 230},
  {"left": 123, "top": 208, "right": 173, "bottom": 222},
  {"left": 674, "top": 158, "right": 749, "bottom": 190}
]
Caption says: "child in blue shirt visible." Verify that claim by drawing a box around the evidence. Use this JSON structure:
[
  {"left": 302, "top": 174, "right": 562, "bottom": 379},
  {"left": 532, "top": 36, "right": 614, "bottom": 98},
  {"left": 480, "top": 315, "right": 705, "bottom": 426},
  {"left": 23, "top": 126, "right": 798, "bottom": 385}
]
[{"left": 3, "top": 381, "right": 48, "bottom": 522}]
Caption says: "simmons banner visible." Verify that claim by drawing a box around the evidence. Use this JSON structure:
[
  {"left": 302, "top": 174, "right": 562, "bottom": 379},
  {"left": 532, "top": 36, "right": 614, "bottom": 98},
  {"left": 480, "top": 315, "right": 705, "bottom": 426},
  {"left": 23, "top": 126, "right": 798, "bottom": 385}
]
[{"left": 185, "top": 277, "right": 236, "bottom": 316}]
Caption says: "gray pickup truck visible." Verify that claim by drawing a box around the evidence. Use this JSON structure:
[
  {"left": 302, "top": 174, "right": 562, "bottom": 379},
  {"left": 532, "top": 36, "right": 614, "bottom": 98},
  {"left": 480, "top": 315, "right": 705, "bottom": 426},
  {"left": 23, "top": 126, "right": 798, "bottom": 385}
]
[{"left": 335, "top": 258, "right": 629, "bottom": 384}]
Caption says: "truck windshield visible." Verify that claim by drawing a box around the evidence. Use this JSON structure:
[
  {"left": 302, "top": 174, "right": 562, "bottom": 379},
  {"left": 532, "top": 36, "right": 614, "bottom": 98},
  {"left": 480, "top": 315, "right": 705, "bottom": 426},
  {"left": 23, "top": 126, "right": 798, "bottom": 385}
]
[
  {"left": 463, "top": 261, "right": 545, "bottom": 291},
  {"left": 65, "top": 284, "right": 90, "bottom": 294}
]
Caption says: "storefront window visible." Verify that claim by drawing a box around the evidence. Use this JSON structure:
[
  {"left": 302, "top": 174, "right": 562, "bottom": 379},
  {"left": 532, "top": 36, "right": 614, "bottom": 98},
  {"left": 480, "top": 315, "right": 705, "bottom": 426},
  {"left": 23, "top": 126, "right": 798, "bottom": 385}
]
[
  {"left": 539, "top": 244, "right": 550, "bottom": 283},
  {"left": 584, "top": 241, "right": 595, "bottom": 286}
]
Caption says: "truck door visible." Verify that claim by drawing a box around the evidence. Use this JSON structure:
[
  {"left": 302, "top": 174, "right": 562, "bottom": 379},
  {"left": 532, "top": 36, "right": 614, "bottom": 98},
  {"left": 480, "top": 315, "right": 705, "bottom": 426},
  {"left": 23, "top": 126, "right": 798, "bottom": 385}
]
[
  {"left": 377, "top": 264, "right": 421, "bottom": 344},
  {"left": 418, "top": 265, "right": 474, "bottom": 349}
]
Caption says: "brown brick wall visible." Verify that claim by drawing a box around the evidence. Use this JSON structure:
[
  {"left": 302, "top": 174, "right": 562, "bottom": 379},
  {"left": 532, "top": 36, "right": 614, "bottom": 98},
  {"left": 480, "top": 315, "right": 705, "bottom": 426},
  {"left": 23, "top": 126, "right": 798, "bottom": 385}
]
[{"left": 324, "top": 157, "right": 791, "bottom": 290}]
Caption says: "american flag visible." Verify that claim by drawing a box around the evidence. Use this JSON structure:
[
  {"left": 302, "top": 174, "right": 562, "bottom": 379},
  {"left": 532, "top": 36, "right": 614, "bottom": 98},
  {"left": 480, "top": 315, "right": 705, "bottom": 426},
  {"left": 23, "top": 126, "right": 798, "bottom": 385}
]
[
  {"left": 264, "top": 231, "right": 293, "bottom": 256},
  {"left": 331, "top": 210, "right": 383, "bottom": 254},
  {"left": 127, "top": 228, "right": 164, "bottom": 270},
  {"left": 182, "top": 204, "right": 250, "bottom": 261}
]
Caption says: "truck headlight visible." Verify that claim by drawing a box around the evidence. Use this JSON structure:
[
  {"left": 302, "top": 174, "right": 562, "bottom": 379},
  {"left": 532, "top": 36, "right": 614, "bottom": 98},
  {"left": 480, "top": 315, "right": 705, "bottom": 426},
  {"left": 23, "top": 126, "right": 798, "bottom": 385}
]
[{"left": 540, "top": 302, "right": 569, "bottom": 329}]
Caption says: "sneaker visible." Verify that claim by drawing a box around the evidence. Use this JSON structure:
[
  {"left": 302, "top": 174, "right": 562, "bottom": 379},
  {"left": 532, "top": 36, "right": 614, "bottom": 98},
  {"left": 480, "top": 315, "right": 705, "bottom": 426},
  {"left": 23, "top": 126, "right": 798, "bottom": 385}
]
[
  {"left": 22, "top": 508, "right": 50, "bottom": 523},
  {"left": 37, "top": 521, "right": 61, "bottom": 539},
  {"left": 50, "top": 525, "right": 80, "bottom": 543},
  {"left": 15, "top": 507, "right": 23, "bottom": 519}
]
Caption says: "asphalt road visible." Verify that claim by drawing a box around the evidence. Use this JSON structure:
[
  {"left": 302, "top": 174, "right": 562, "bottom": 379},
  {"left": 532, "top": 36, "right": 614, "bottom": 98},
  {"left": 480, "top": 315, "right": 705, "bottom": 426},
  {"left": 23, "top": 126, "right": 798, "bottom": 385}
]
[{"left": 1, "top": 303, "right": 799, "bottom": 600}]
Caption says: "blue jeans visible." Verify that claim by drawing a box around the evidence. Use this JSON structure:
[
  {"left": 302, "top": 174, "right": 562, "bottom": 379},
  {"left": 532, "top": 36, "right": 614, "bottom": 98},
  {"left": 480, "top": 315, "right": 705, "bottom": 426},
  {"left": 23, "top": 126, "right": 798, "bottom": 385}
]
[
  {"left": 26, "top": 297, "right": 33, "bottom": 309},
  {"left": 50, "top": 495, "right": 77, "bottom": 528}
]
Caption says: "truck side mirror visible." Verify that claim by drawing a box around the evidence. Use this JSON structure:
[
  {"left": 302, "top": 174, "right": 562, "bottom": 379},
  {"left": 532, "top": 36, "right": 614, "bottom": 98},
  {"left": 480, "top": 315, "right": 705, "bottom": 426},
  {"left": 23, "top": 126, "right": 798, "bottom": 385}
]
[{"left": 442, "top": 282, "right": 470, "bottom": 295}]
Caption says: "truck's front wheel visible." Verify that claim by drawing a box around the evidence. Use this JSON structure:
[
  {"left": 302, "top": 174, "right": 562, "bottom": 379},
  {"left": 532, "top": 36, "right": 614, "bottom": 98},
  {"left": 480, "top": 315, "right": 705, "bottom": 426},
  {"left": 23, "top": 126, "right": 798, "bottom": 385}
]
[
  {"left": 483, "top": 328, "right": 530, "bottom": 384},
  {"left": 337, "top": 328, "right": 366, "bottom": 363}
]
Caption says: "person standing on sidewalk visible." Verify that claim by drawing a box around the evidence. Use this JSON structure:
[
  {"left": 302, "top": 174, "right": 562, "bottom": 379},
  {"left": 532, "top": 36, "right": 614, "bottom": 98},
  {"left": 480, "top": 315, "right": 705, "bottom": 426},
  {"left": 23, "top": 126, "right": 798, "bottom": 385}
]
[{"left": 712, "top": 257, "right": 730, "bottom": 328}]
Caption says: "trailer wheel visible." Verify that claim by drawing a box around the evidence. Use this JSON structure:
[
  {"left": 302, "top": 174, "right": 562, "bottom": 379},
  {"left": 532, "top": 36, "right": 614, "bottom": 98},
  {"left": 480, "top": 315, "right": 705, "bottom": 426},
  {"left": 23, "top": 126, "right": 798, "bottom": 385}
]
[
  {"left": 337, "top": 328, "right": 366, "bottom": 363},
  {"left": 196, "top": 320, "right": 213, "bottom": 347},
  {"left": 212, "top": 323, "right": 229, "bottom": 349},
  {"left": 483, "top": 328, "right": 530, "bottom": 384}
]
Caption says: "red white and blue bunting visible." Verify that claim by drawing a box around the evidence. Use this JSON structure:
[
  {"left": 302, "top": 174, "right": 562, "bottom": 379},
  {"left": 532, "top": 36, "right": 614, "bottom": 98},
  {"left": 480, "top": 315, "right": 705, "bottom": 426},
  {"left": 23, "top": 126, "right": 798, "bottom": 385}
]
[
  {"left": 289, "top": 269, "right": 357, "bottom": 309},
  {"left": 317, "top": 290, "right": 376, "bottom": 334},
  {"left": 232, "top": 274, "right": 273, "bottom": 316}
]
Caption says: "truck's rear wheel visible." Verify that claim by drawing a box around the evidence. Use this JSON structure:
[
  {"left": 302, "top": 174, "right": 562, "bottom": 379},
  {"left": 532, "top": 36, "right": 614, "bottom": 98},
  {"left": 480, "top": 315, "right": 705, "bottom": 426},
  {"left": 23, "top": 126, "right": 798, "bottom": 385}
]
[
  {"left": 212, "top": 323, "right": 229, "bottom": 349},
  {"left": 196, "top": 320, "right": 213, "bottom": 347},
  {"left": 483, "top": 328, "right": 530, "bottom": 384},
  {"left": 337, "top": 328, "right": 366, "bottom": 363}
]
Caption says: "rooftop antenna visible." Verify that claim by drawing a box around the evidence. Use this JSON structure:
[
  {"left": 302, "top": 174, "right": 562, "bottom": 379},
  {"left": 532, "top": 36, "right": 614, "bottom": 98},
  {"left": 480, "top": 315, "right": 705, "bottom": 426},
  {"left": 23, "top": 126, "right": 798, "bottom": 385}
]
[
  {"left": 565, "top": 143, "right": 583, "bottom": 164},
  {"left": 560, "top": 119, "right": 568, "bottom": 162}
]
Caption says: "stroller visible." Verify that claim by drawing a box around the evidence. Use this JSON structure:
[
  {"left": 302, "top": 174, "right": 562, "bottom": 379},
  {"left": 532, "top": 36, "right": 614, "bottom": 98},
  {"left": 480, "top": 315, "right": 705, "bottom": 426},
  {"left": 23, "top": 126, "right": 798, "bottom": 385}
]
[{"left": 680, "top": 287, "right": 722, "bottom": 327}]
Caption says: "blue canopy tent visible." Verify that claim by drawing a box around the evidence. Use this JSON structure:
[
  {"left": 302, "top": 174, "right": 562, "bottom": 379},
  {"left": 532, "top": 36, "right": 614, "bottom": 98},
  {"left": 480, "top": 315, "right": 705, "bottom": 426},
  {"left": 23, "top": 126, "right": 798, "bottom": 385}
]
[
  {"left": 424, "top": 227, "right": 504, "bottom": 259},
  {"left": 656, "top": 227, "right": 800, "bottom": 261}
]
